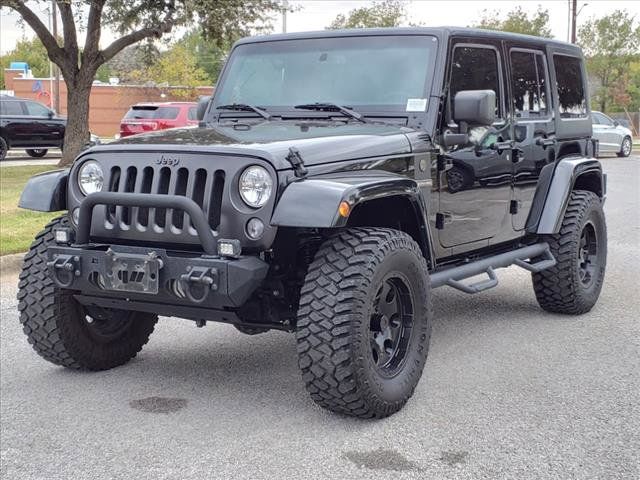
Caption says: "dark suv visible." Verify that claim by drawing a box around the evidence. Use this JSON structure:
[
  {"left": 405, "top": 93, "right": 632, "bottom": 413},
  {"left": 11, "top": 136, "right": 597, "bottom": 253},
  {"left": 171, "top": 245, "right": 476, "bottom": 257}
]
[
  {"left": 18, "top": 28, "right": 607, "bottom": 419},
  {"left": 0, "top": 95, "right": 66, "bottom": 159}
]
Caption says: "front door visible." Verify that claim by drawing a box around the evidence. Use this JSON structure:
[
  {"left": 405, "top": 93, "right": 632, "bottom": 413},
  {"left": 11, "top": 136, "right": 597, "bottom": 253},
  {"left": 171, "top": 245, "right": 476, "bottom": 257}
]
[
  {"left": 592, "top": 112, "right": 620, "bottom": 152},
  {"left": 438, "top": 42, "right": 513, "bottom": 248}
]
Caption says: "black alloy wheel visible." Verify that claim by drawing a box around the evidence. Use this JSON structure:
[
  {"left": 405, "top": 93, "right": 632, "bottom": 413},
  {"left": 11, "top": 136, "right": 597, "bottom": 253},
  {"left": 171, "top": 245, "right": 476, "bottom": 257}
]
[{"left": 369, "top": 276, "right": 413, "bottom": 376}]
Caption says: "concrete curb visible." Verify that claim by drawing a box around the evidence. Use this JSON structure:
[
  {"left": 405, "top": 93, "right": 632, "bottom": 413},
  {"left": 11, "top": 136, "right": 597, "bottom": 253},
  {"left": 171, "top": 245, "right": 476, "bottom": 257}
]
[{"left": 0, "top": 253, "right": 25, "bottom": 277}]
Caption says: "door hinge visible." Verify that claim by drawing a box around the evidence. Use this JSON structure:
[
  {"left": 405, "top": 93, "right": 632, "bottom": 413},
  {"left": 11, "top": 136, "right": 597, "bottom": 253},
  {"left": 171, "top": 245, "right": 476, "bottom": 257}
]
[
  {"left": 510, "top": 200, "right": 519, "bottom": 214},
  {"left": 436, "top": 153, "right": 447, "bottom": 171}
]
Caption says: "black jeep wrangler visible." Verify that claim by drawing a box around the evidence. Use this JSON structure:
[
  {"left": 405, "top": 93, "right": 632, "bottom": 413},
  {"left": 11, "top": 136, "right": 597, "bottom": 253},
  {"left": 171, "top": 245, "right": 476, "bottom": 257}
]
[{"left": 18, "top": 28, "right": 606, "bottom": 419}]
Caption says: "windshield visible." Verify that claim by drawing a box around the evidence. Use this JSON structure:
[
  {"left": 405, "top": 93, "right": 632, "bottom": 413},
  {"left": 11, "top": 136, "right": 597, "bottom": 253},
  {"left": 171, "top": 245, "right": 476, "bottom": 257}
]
[{"left": 214, "top": 35, "right": 437, "bottom": 113}]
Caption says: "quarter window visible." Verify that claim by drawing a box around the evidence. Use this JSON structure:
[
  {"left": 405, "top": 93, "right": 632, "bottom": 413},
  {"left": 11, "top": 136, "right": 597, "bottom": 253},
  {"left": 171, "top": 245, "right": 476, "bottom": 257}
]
[
  {"left": 188, "top": 107, "right": 198, "bottom": 121},
  {"left": 450, "top": 45, "right": 502, "bottom": 119},
  {"left": 553, "top": 54, "right": 587, "bottom": 118},
  {"left": 510, "top": 50, "right": 548, "bottom": 117}
]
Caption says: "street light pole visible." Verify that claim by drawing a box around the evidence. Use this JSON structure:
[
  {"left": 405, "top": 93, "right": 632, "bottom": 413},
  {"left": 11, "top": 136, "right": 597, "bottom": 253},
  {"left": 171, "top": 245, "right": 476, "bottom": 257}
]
[
  {"left": 51, "top": 0, "right": 60, "bottom": 113},
  {"left": 570, "top": 0, "right": 577, "bottom": 43}
]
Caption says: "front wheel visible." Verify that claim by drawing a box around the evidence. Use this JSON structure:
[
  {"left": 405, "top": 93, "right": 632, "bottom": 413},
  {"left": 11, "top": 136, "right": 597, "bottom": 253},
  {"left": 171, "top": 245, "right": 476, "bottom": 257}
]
[
  {"left": 296, "top": 228, "right": 432, "bottom": 418},
  {"left": 617, "top": 137, "right": 632, "bottom": 157},
  {"left": 17, "top": 216, "right": 158, "bottom": 370},
  {"left": 532, "top": 190, "right": 607, "bottom": 314},
  {"left": 26, "top": 148, "right": 48, "bottom": 158}
]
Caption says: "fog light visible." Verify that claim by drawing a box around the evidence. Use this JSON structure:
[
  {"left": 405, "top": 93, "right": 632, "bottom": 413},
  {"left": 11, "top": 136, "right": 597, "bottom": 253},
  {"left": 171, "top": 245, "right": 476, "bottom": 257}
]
[
  {"left": 72, "top": 207, "right": 80, "bottom": 225},
  {"left": 54, "top": 227, "right": 73, "bottom": 244},
  {"left": 246, "top": 218, "right": 264, "bottom": 240},
  {"left": 217, "top": 239, "right": 241, "bottom": 258}
]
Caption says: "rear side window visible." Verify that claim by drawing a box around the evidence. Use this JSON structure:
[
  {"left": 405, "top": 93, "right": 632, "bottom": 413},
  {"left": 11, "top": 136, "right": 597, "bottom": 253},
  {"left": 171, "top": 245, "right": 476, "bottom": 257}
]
[
  {"left": 0, "top": 100, "right": 24, "bottom": 115},
  {"left": 125, "top": 106, "right": 180, "bottom": 120},
  {"left": 25, "top": 101, "right": 50, "bottom": 117},
  {"left": 510, "top": 50, "right": 549, "bottom": 118},
  {"left": 450, "top": 45, "right": 502, "bottom": 119},
  {"left": 553, "top": 55, "right": 587, "bottom": 118},
  {"left": 188, "top": 107, "right": 198, "bottom": 121}
]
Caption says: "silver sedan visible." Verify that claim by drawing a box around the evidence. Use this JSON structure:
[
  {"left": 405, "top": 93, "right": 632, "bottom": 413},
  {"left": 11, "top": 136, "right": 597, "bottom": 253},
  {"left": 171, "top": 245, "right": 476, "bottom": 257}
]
[{"left": 591, "top": 111, "right": 634, "bottom": 157}]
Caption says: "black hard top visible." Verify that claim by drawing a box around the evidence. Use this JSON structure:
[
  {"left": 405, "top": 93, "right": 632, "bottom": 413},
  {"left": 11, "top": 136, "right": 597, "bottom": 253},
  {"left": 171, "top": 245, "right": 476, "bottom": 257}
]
[{"left": 235, "top": 26, "right": 582, "bottom": 54}]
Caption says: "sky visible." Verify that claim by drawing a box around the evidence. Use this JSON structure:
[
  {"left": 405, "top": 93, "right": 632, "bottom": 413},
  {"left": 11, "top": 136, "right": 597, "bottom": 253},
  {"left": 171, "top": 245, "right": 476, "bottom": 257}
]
[{"left": 1, "top": 0, "right": 640, "bottom": 55}]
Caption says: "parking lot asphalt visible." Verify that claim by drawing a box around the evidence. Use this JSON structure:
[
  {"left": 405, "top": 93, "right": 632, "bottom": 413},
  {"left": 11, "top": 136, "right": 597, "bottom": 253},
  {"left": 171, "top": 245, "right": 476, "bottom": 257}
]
[{"left": 1, "top": 156, "right": 638, "bottom": 480}]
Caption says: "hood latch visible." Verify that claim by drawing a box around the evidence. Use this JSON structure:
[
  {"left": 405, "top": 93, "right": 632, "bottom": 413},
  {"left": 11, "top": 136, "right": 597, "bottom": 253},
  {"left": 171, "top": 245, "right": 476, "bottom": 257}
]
[{"left": 286, "top": 147, "right": 308, "bottom": 178}]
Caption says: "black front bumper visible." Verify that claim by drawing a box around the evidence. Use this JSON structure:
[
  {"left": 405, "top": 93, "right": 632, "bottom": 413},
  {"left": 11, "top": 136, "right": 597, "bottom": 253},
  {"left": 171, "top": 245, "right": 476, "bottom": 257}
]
[{"left": 48, "top": 244, "right": 269, "bottom": 324}]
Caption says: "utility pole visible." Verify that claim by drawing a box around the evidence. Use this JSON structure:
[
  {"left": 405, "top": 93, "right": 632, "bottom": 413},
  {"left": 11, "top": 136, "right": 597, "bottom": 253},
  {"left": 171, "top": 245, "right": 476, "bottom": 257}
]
[
  {"left": 282, "top": 0, "right": 288, "bottom": 33},
  {"left": 570, "top": 0, "right": 577, "bottom": 43},
  {"left": 51, "top": 0, "right": 60, "bottom": 113}
]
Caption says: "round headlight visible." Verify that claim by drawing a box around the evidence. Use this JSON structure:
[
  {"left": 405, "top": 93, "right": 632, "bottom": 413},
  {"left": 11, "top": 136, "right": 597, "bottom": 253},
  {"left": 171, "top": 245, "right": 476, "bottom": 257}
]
[
  {"left": 239, "top": 166, "right": 273, "bottom": 208},
  {"left": 78, "top": 160, "right": 104, "bottom": 196}
]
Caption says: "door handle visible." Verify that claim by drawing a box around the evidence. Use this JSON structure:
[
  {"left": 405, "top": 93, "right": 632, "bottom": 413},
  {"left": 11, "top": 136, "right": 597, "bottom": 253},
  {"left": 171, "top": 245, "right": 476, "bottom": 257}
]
[{"left": 535, "top": 137, "right": 556, "bottom": 148}]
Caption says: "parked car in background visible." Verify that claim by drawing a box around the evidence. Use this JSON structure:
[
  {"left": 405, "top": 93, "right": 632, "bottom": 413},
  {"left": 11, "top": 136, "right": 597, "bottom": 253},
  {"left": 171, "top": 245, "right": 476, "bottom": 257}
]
[
  {"left": 591, "top": 111, "right": 633, "bottom": 157},
  {"left": 0, "top": 94, "right": 66, "bottom": 160},
  {"left": 119, "top": 102, "right": 198, "bottom": 138}
]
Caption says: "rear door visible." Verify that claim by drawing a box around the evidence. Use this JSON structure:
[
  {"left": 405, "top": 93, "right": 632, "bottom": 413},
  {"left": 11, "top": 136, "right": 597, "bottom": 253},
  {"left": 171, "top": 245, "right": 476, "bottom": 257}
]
[
  {"left": 23, "top": 100, "right": 63, "bottom": 146},
  {"left": 0, "top": 99, "right": 27, "bottom": 146},
  {"left": 437, "top": 41, "right": 513, "bottom": 248},
  {"left": 508, "top": 47, "right": 555, "bottom": 230}
]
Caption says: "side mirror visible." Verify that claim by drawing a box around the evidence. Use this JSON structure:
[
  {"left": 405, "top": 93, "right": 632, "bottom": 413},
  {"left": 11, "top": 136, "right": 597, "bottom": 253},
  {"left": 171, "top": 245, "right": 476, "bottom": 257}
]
[
  {"left": 47, "top": 110, "right": 55, "bottom": 119},
  {"left": 197, "top": 95, "right": 211, "bottom": 122},
  {"left": 453, "top": 90, "right": 496, "bottom": 126},
  {"left": 613, "top": 120, "right": 619, "bottom": 127}
]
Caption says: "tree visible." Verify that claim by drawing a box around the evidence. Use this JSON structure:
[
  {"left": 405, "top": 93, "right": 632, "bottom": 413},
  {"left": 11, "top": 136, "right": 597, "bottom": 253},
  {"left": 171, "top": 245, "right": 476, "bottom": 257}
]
[
  {"left": 0, "top": 0, "right": 281, "bottom": 166},
  {"left": 472, "top": 5, "right": 552, "bottom": 37},
  {"left": 177, "top": 29, "right": 233, "bottom": 85},
  {"left": 129, "top": 43, "right": 209, "bottom": 98},
  {"left": 328, "top": 0, "right": 406, "bottom": 29},
  {"left": 0, "top": 37, "right": 50, "bottom": 89},
  {"left": 578, "top": 10, "right": 640, "bottom": 112}
]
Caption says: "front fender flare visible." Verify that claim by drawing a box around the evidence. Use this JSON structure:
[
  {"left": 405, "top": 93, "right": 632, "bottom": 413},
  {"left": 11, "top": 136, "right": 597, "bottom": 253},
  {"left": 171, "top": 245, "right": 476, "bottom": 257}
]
[
  {"left": 18, "top": 169, "right": 69, "bottom": 212},
  {"left": 271, "top": 172, "right": 423, "bottom": 228}
]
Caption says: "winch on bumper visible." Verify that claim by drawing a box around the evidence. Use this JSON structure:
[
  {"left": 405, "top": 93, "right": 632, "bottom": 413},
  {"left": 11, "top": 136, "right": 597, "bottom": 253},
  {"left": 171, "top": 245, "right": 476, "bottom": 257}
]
[{"left": 47, "top": 191, "right": 270, "bottom": 326}]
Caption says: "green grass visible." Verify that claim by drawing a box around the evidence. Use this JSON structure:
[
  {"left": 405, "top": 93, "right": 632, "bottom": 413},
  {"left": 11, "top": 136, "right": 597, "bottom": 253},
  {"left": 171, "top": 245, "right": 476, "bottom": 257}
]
[{"left": 1, "top": 165, "right": 62, "bottom": 255}]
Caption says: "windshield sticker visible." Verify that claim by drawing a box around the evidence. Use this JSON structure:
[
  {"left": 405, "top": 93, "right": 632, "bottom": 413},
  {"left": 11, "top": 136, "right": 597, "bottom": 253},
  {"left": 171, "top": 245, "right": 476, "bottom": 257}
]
[{"left": 406, "top": 98, "right": 428, "bottom": 112}]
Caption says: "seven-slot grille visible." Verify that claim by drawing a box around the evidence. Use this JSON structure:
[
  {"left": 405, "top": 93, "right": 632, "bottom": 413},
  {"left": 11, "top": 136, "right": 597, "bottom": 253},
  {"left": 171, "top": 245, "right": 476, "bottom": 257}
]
[{"left": 104, "top": 165, "right": 225, "bottom": 234}]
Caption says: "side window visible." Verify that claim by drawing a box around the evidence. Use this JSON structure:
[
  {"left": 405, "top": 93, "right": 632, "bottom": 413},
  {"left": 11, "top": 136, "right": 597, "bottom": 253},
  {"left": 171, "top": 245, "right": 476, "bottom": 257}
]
[
  {"left": 510, "top": 50, "right": 549, "bottom": 118},
  {"left": 450, "top": 45, "right": 502, "bottom": 120},
  {"left": 25, "top": 101, "right": 51, "bottom": 117},
  {"left": 0, "top": 101, "right": 24, "bottom": 115},
  {"left": 553, "top": 54, "right": 587, "bottom": 118},
  {"left": 188, "top": 107, "right": 198, "bottom": 121},
  {"left": 597, "top": 113, "right": 613, "bottom": 126},
  {"left": 591, "top": 113, "right": 600, "bottom": 125}
]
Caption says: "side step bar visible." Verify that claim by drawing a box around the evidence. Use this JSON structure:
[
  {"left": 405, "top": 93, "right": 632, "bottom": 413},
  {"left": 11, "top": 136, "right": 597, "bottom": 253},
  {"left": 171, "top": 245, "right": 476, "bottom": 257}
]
[{"left": 430, "top": 243, "right": 556, "bottom": 294}]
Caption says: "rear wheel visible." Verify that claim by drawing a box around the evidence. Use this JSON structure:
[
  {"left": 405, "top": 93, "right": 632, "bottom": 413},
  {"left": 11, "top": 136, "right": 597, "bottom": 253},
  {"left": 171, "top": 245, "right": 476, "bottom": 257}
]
[
  {"left": 296, "top": 228, "right": 432, "bottom": 418},
  {"left": 617, "top": 136, "right": 632, "bottom": 157},
  {"left": 26, "top": 148, "right": 48, "bottom": 158},
  {"left": 17, "top": 216, "right": 158, "bottom": 370},
  {"left": 532, "top": 190, "right": 607, "bottom": 314},
  {"left": 0, "top": 136, "right": 7, "bottom": 160}
]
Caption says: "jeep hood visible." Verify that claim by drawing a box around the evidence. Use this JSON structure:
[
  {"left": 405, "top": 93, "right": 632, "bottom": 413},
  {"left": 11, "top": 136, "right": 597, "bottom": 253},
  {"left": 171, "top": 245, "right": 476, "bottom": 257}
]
[{"left": 92, "top": 121, "right": 415, "bottom": 170}]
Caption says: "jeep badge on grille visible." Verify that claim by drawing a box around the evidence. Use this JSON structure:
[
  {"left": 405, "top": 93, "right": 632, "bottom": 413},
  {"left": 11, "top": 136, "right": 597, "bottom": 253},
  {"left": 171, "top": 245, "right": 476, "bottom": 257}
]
[{"left": 155, "top": 155, "right": 180, "bottom": 167}]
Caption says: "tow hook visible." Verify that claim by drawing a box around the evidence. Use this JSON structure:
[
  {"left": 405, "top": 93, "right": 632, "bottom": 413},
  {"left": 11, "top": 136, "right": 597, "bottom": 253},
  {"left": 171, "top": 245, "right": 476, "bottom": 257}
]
[
  {"left": 47, "top": 254, "right": 81, "bottom": 288},
  {"left": 179, "top": 266, "right": 219, "bottom": 303}
]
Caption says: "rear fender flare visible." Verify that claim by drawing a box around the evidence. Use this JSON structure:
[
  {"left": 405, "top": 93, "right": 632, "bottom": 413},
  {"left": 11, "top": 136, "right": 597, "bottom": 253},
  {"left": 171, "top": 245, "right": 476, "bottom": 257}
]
[{"left": 534, "top": 156, "right": 604, "bottom": 234}]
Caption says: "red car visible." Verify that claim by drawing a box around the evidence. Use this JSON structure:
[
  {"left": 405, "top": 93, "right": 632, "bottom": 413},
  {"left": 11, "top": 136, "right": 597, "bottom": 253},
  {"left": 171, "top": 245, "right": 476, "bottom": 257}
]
[{"left": 119, "top": 102, "right": 198, "bottom": 138}]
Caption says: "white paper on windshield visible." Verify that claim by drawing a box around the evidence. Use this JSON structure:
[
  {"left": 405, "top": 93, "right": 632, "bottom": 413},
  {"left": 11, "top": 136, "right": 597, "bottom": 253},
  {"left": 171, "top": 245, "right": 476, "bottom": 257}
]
[{"left": 406, "top": 98, "right": 428, "bottom": 112}]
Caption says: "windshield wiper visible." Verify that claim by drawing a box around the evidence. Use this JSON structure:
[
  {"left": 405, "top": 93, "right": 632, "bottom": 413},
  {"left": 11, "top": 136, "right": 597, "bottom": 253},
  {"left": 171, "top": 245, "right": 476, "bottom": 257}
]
[
  {"left": 294, "top": 102, "right": 367, "bottom": 123},
  {"left": 216, "top": 103, "right": 271, "bottom": 120}
]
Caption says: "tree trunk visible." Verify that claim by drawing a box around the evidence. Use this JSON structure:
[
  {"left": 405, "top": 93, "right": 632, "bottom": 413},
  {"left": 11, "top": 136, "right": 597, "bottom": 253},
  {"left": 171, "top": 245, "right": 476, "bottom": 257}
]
[{"left": 58, "top": 76, "right": 92, "bottom": 167}]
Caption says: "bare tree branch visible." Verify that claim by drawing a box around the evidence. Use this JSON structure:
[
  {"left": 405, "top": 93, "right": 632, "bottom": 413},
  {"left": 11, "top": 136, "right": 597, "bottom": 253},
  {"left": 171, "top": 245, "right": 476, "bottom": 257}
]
[
  {"left": 83, "top": 0, "right": 107, "bottom": 65},
  {"left": 1, "top": 0, "right": 65, "bottom": 66},
  {"left": 98, "top": 20, "right": 174, "bottom": 64},
  {"left": 56, "top": 1, "right": 79, "bottom": 71}
]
